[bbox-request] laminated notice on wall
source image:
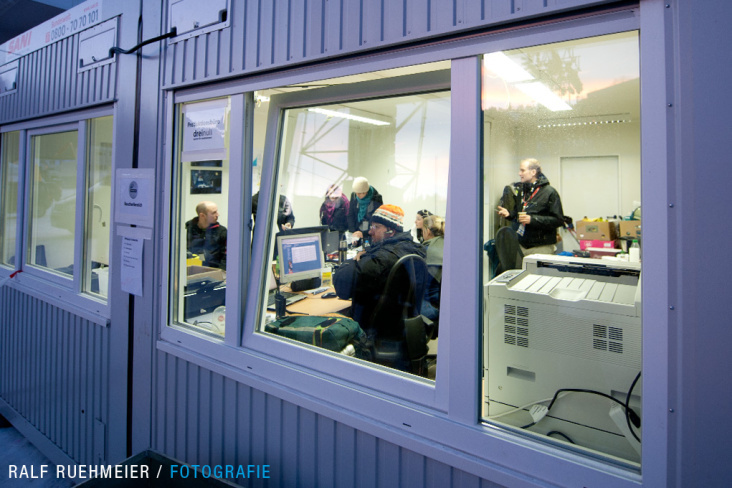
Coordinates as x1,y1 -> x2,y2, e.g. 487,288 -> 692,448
120,236 -> 143,296
181,99 -> 229,163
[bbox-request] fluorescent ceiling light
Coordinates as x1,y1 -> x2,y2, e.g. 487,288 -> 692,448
308,107 -> 390,126
484,51 -> 573,112
484,52 -> 533,83
514,82 -> 573,112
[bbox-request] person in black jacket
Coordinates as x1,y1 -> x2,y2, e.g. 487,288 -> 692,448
319,184 -> 350,233
346,176 -> 383,244
186,201 -> 227,269
496,158 -> 564,255
334,204 -> 426,339
252,191 -> 295,231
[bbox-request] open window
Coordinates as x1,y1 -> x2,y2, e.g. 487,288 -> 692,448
248,64 -> 451,382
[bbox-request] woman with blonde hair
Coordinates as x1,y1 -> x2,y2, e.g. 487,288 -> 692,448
421,214 -> 445,323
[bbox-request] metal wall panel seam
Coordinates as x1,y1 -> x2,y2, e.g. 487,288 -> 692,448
315,415 -> 336,487
355,429 -> 378,486
334,421 -> 357,487
224,0 -> 239,73
29,51 -> 38,115
49,42 -> 58,111
39,46 -> 48,114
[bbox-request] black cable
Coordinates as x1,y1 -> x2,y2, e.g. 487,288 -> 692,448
625,371 -> 642,443
109,28 -> 177,57
546,431 -> 575,444
546,386 -> 642,443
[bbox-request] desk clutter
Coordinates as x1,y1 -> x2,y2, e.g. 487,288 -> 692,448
572,218 -> 641,261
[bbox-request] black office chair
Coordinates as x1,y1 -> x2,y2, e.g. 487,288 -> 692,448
368,254 -> 431,375
494,226 -> 523,275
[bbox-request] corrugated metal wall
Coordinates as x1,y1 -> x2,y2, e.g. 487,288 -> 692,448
0,30 -> 117,125
162,0 -> 612,88
0,286 -> 110,465
152,350 -> 503,488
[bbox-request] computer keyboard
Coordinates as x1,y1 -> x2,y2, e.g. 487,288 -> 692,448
267,290 -> 305,307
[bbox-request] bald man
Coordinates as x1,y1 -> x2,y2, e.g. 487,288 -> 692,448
186,201 -> 227,269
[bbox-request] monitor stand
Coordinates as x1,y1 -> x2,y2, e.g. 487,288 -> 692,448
290,276 -> 322,292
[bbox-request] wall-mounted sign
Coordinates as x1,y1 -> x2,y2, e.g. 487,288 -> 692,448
0,0 -> 104,65
181,99 -> 229,162
115,169 -> 155,227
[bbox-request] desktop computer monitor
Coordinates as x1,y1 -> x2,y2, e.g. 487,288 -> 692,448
276,232 -> 325,291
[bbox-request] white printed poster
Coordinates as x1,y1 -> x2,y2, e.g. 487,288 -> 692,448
120,236 -> 143,296
181,99 -> 229,162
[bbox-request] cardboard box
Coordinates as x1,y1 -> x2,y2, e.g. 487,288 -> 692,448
579,239 -> 616,251
576,220 -> 618,240
619,220 -> 641,239
187,265 -> 226,284
587,247 -> 623,259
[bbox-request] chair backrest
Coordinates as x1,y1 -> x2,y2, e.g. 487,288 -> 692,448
369,254 -> 428,335
495,226 -> 523,275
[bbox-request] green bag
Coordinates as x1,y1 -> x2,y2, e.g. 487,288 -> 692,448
265,315 -> 367,354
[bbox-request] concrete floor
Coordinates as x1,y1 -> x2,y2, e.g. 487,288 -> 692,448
0,416 -> 74,487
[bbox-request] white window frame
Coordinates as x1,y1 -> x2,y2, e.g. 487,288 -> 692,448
0,106 -> 114,320
156,5 -> 674,485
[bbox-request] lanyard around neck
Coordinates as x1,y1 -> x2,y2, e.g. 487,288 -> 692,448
522,186 -> 540,210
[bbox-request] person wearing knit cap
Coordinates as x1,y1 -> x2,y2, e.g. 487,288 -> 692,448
333,204 -> 426,364
346,176 -> 383,243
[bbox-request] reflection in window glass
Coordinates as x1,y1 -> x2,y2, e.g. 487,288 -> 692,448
1,131 -> 20,266
259,83 -> 450,379
29,130 -> 78,275
172,98 -> 230,338
481,32 -> 642,466
84,116 -> 113,297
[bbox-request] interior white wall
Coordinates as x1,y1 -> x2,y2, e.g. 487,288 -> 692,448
275,101 -> 451,234
483,117 -> 641,240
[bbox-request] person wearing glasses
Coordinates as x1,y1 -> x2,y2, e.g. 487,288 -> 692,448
496,158 -> 564,256
334,205 -> 425,334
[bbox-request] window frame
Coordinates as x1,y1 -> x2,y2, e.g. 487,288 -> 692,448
154,5 -> 671,484
0,105 -> 113,319
160,92 -> 249,348
0,130 -> 23,269
244,69 -> 451,406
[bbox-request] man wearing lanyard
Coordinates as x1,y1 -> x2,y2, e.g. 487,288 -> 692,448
496,158 -> 565,256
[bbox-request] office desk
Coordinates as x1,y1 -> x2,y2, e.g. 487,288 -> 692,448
279,285 -> 351,316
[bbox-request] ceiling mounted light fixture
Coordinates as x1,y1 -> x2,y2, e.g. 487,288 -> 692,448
308,107 -> 390,126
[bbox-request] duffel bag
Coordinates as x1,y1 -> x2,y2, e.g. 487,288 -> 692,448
265,315 -> 367,356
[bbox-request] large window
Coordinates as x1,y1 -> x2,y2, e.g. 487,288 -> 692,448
170,98 -> 231,337
29,130 -> 79,276
481,31 -> 642,466
0,131 -> 19,265
21,113 -> 113,299
254,67 -> 450,379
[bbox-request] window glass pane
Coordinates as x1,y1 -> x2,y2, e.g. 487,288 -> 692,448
481,31 -> 642,466
84,116 -> 113,297
172,98 -> 230,337
1,131 -> 20,266
29,130 -> 78,275
257,70 -> 449,379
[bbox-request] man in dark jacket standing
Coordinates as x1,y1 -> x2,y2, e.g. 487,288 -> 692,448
497,158 -> 564,255
334,204 -> 426,339
347,176 -> 383,244
186,201 -> 227,269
